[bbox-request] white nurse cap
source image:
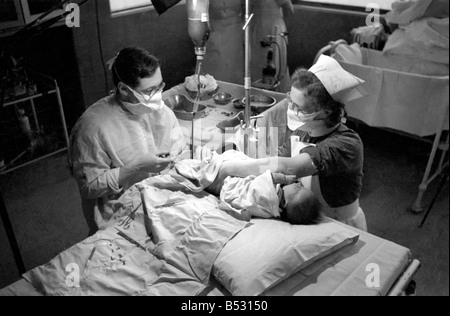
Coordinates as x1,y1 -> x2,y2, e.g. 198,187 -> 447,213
309,55 -> 366,103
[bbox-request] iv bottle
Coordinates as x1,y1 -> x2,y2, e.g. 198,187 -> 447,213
262,49 -> 277,85
187,0 -> 211,56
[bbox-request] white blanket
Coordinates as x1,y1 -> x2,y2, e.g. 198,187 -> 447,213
23,183 -> 249,296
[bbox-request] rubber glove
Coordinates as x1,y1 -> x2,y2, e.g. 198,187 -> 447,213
271,173 -> 298,185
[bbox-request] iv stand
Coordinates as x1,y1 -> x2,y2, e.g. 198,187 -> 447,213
243,1 -> 255,157
186,0 -> 210,159
191,57 -> 203,159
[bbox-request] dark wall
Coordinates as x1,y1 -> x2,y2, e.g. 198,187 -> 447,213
286,5 -> 367,70
71,3 -> 368,108
24,26 -> 85,129
72,0 -> 196,108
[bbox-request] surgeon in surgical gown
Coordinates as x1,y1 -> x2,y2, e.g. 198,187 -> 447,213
70,47 -> 186,234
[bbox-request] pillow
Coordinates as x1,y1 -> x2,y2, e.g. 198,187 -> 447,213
212,218 -> 359,296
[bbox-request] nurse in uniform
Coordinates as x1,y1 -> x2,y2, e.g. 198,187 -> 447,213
219,55 -> 368,231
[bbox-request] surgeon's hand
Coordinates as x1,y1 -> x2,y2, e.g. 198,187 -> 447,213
119,154 -> 173,188
138,154 -> 173,173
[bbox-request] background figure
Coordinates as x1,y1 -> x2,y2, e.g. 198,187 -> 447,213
202,0 -> 294,91
251,0 -> 294,92
202,0 -> 245,84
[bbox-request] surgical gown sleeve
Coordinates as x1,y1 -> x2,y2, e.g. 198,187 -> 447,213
70,98 -> 185,201
71,126 -> 123,200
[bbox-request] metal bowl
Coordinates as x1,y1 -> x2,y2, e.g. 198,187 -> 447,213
243,95 -> 277,114
234,95 -> 277,113
233,98 -> 245,110
212,92 -> 233,105
217,111 -> 245,133
164,94 -> 207,121
185,86 -> 219,101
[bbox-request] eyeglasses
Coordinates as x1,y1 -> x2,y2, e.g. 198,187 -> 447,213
287,92 -> 309,116
287,92 -> 331,119
140,81 -> 166,99
127,81 -> 166,100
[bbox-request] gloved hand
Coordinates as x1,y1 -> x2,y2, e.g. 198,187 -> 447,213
271,173 -> 298,185
137,154 -> 173,173
119,154 -> 174,187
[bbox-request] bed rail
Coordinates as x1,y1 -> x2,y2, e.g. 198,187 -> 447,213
387,259 -> 421,296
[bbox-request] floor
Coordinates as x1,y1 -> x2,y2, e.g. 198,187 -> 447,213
0,122 -> 448,296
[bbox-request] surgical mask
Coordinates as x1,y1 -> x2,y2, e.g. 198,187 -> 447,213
287,108 -> 323,131
122,90 -> 164,115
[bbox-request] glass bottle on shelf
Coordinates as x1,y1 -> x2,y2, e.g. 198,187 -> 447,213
18,109 -> 31,135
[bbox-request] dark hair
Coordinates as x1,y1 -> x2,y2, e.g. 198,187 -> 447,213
291,68 -> 346,128
283,190 -> 323,225
112,47 -> 160,89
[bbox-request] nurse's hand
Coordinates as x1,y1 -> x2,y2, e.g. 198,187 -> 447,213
271,173 -> 298,185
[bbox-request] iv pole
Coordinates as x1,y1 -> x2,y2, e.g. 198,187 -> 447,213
186,0 -> 210,159
152,0 -> 255,157
243,0 -> 254,157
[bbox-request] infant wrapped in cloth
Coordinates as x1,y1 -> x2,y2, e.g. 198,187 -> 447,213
154,150 -> 322,225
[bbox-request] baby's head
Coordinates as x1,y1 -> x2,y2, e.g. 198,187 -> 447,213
279,183 -> 322,225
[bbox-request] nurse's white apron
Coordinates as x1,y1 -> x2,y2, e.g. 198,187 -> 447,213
291,136 -> 368,231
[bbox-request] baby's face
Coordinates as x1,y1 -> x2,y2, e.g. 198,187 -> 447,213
280,182 -> 308,211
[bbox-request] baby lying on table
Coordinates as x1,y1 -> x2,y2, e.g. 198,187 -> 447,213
158,150 -> 322,225
207,168 -> 323,226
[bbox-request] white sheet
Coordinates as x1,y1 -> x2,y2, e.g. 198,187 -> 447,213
334,48 -> 449,137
